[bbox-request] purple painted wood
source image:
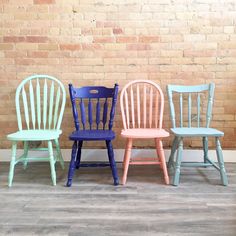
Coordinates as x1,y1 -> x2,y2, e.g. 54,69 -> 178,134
67,84 -> 119,186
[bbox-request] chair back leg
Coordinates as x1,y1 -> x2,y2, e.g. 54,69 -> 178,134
203,137 -> 208,165
54,139 -> 65,170
48,141 -> 56,186
8,142 -> 17,187
168,137 -> 179,169
122,138 -> 133,185
106,140 -> 119,185
173,138 -> 183,186
23,141 -> 29,170
75,141 -> 83,169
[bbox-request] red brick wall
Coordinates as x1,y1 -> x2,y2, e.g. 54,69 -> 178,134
1,0 -> 236,149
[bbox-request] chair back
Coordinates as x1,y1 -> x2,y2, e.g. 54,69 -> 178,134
69,84 -> 119,131
167,83 -> 215,128
15,75 -> 66,131
120,80 -> 165,130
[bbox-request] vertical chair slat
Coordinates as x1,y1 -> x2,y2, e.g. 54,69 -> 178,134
124,90 -> 129,129
43,79 -> 48,129
149,86 -> 153,128
206,83 -> 215,128
22,86 -> 30,129
137,84 -> 140,128
197,93 -> 200,127
36,79 -> 41,129
53,86 -> 61,129
167,86 -> 176,128
130,85 -> 135,128
143,84 -> 146,128
29,80 -> 36,129
48,81 -> 54,129
88,98 -> 93,130
103,98 -> 108,130
96,98 -> 100,129
80,99 -> 86,129
180,93 -> 183,127
154,90 -> 159,128
188,93 -> 191,127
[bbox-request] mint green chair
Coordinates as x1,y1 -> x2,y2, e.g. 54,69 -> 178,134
7,75 -> 66,186
167,83 -> 228,186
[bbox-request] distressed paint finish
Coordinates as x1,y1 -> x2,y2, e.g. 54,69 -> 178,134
167,83 -> 228,186
120,80 -> 169,185
7,75 -> 66,186
67,84 -> 119,186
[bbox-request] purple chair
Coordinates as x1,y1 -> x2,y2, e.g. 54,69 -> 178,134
66,84 -> 119,186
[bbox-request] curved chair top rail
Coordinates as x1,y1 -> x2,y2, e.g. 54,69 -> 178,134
167,83 -> 215,128
120,79 -> 165,130
69,83 -> 119,131
15,74 -> 66,131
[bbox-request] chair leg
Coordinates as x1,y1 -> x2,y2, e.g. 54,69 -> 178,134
203,137 -> 208,165
173,138 -> 183,186
215,137 -> 228,186
75,141 -> 83,169
8,142 -> 17,187
155,139 -> 169,185
122,138 -> 132,185
106,140 -> 119,186
23,141 -> 29,170
54,139 -> 64,170
67,141 -> 77,187
167,136 -> 179,169
48,141 -> 56,186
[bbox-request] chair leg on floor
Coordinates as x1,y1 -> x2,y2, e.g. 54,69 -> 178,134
203,137 -> 208,166
215,137 -> 228,186
168,136 -> 179,169
173,138 -> 183,186
67,141 -> 77,187
8,142 -> 17,187
75,141 -> 83,169
156,139 -> 169,185
55,139 -> 64,170
23,141 -> 29,170
48,141 -> 56,186
122,138 -> 132,185
106,140 -> 119,185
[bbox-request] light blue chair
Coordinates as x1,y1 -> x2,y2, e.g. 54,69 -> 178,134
167,83 -> 228,186
7,75 -> 66,186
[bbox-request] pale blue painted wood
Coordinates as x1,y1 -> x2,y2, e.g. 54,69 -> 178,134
167,136 -> 179,169
7,74 -> 66,186
167,83 -> 228,186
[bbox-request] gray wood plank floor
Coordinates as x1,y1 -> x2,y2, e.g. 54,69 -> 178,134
0,162 -> 236,236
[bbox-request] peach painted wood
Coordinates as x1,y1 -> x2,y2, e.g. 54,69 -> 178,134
120,80 -> 169,185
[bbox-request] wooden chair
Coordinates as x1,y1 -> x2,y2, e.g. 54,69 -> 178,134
120,80 -> 170,185
7,75 -> 66,186
167,83 -> 228,186
66,84 -> 119,186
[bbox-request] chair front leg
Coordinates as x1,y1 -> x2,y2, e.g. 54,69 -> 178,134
8,141 -> 17,187
168,136 -> 179,169
54,139 -> 64,170
215,137 -> 228,186
66,141 -> 78,187
48,141 -> 56,186
173,138 -> 183,186
155,139 -> 169,185
122,138 -> 133,185
75,141 -> 83,169
106,140 -> 119,185
203,137 -> 208,165
23,141 -> 29,170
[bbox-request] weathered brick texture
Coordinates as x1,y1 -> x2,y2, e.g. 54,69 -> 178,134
1,0 -> 236,149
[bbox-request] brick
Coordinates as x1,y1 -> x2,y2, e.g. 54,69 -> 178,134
126,44 -> 151,51
38,43 -> 58,50
34,0 -> 55,4
60,44 -> 81,51
116,36 -> 137,43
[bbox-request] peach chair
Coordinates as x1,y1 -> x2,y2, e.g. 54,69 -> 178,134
120,80 -> 170,185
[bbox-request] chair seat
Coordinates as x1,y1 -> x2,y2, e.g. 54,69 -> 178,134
121,128 -> 169,139
69,130 -> 115,141
7,129 -> 62,141
171,127 -> 224,137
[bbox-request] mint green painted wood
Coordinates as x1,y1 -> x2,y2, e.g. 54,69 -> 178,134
167,83 -> 228,186
7,74 -> 66,186
8,142 -> 17,187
